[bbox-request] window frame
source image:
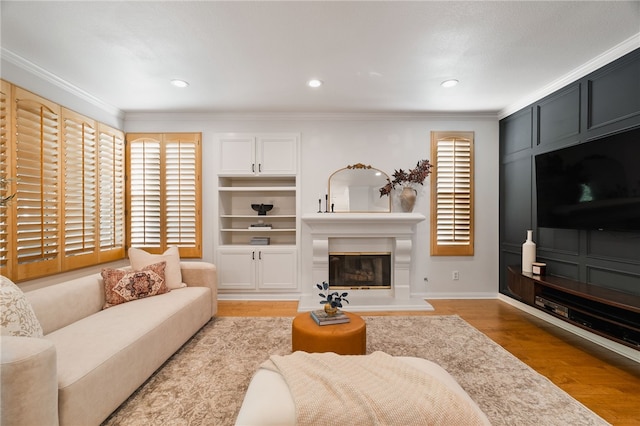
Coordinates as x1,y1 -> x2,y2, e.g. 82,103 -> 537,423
430,131 -> 475,256
0,80 -> 13,278
61,108 -> 99,270
1,80 -> 126,282
125,133 -> 202,258
12,87 -> 63,280
97,123 -> 126,263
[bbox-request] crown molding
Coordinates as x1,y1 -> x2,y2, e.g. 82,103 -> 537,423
124,111 -> 499,123
0,48 -> 124,120
498,33 -> 640,119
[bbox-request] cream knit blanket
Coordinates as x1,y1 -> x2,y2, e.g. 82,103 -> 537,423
262,351 -> 490,426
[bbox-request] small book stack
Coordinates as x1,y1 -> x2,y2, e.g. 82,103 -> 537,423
249,223 -> 272,229
250,237 -> 270,245
310,310 -> 350,326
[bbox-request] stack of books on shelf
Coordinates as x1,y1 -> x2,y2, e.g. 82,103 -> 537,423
310,309 -> 350,326
249,223 -> 272,229
250,237 -> 270,245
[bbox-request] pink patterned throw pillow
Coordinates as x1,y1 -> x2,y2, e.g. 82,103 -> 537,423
101,262 -> 168,309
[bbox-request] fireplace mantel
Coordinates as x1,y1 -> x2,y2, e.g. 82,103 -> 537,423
302,212 -> 426,235
300,212 -> 433,312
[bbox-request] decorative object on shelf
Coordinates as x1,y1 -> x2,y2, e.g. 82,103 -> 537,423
316,281 -> 349,316
251,203 -> 273,216
1,177 -> 16,206
379,159 -> 432,212
250,237 -> 270,245
249,220 -> 272,229
399,187 -> 418,212
521,230 -> 536,273
328,163 -> 391,213
324,303 -> 338,316
531,262 -> 546,276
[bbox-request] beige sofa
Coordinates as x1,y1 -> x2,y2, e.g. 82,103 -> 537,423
0,261 -> 217,426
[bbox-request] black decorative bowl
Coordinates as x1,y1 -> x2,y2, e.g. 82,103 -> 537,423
251,203 -> 273,216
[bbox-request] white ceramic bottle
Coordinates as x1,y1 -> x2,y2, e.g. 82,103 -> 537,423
522,230 -> 536,273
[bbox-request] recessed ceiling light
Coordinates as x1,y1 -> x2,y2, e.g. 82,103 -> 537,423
307,79 -> 323,88
170,79 -> 189,88
441,79 -> 459,88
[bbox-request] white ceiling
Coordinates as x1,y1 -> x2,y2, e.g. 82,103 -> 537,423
1,1 -> 639,116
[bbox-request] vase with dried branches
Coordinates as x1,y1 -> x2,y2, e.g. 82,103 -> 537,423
379,159 -> 432,212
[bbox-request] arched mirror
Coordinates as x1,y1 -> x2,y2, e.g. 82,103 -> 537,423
328,163 -> 391,212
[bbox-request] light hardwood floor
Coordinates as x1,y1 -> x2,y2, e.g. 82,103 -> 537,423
218,299 -> 640,425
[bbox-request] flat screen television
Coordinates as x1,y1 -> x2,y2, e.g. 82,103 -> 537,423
535,126 -> 640,231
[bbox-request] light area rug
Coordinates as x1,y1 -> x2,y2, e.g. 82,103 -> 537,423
102,315 -> 609,426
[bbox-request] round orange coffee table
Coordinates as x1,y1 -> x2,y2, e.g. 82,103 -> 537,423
291,311 -> 366,355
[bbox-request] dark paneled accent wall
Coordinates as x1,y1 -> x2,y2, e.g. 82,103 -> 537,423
499,48 -> 640,298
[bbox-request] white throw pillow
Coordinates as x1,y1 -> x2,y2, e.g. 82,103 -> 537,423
128,246 -> 186,290
0,275 -> 44,338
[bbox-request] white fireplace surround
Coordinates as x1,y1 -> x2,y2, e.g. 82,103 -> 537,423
299,213 -> 433,312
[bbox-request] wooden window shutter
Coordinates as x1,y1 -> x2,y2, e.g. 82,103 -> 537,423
62,109 -> 98,269
430,131 -> 474,256
127,135 -> 162,250
164,134 -> 201,257
126,133 -> 201,257
13,87 -> 62,280
0,80 -> 12,276
97,124 -> 125,262
1,81 -> 126,282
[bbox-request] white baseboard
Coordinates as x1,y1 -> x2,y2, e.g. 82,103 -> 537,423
420,292 -> 498,299
297,294 -> 434,313
217,293 -> 301,301
498,294 -> 640,363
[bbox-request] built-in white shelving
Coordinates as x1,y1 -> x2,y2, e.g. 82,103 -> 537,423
218,177 -> 297,246
215,133 -> 300,293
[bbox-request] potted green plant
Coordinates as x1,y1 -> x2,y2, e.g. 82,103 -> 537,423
316,281 -> 349,316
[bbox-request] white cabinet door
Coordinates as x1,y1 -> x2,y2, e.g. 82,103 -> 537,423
218,133 -> 298,176
258,247 -> 297,290
217,248 -> 256,290
217,246 -> 297,291
218,135 -> 255,175
256,135 -> 298,175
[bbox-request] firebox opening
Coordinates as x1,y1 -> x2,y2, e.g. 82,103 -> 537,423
329,252 -> 392,289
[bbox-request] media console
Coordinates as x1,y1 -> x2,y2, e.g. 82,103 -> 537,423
507,266 -> 640,350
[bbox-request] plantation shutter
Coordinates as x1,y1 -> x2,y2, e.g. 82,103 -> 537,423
1,81 -> 126,282
128,136 -> 162,249
98,124 -> 125,262
165,134 -> 201,257
62,110 -> 98,269
126,133 -> 201,257
430,131 -> 474,256
0,80 -> 11,276
14,87 -> 62,280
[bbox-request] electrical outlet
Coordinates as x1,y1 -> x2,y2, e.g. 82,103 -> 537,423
452,271 -> 459,280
